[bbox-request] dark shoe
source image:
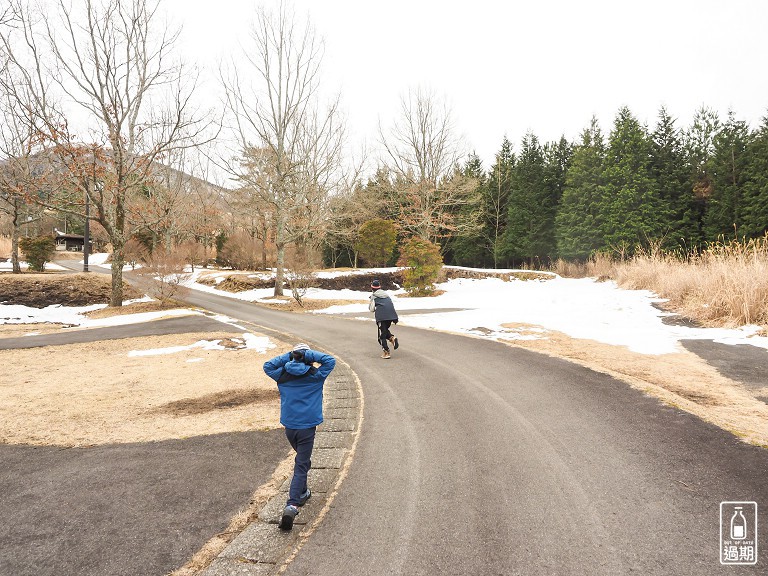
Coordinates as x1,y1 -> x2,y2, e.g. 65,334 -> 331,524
279,505 -> 299,531
298,488 -> 311,506
381,349 -> 391,359
391,336 -> 399,350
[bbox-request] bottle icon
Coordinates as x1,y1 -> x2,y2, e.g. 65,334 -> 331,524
731,507 -> 747,540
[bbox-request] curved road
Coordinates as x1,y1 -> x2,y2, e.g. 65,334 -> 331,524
183,289 -> 767,575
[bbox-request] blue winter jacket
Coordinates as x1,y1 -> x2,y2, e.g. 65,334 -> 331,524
263,349 -> 336,429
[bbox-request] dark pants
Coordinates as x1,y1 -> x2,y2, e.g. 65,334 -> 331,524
284,426 -> 316,506
377,320 -> 395,351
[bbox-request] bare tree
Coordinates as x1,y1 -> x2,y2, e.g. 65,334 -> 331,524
0,31 -> 50,273
1,0 -> 209,305
222,3 -> 344,296
379,87 -> 476,245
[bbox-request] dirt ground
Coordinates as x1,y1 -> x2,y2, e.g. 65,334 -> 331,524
0,271 -> 290,447
0,327 -> 288,447
0,272 -> 143,307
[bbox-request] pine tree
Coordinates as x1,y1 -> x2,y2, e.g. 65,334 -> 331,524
502,132 -> 554,266
703,110 -> 751,240
555,117 -> 607,260
740,114 -> 768,238
650,107 -> 697,250
446,152 -> 486,265
544,136 -> 573,208
451,138 -> 515,267
601,107 -> 665,253
483,138 -> 515,267
684,106 -> 721,245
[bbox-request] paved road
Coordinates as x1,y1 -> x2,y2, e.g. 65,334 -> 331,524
0,314 -> 240,349
182,289 -> 768,575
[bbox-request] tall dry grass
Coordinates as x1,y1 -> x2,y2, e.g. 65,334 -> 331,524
551,253 -> 616,280
613,236 -> 768,328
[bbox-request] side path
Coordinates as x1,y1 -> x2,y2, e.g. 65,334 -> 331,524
199,333 -> 364,576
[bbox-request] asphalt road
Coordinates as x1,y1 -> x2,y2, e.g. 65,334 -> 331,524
181,288 -> 768,575
0,432 -> 287,576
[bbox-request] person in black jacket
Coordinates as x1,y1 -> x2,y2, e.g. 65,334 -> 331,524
368,279 -> 399,359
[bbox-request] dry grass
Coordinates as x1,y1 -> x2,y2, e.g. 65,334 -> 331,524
83,299 -> 184,319
0,331 -> 286,446
552,237 -> 768,329
0,272 -> 142,307
443,268 -> 554,282
551,253 -> 617,281
614,237 -> 768,328
256,297 -> 364,312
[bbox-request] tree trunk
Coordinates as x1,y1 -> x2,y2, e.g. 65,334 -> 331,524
110,241 -> 125,307
274,242 -> 285,296
261,235 -> 268,270
10,205 -> 22,274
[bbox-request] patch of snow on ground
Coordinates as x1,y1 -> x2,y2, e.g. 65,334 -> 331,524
0,303 -> 105,325
0,260 -> 67,272
0,303 -> 195,328
128,339 -> 227,356
242,333 -> 277,352
127,333 -> 275,356
312,274 -> 768,355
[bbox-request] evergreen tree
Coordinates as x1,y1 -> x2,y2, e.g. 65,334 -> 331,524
650,107 -> 697,249
502,132 -> 554,266
741,114 -> 768,238
684,106 -> 721,245
555,117 -> 607,260
355,219 -> 398,267
601,107 -> 666,253
543,136 -> 573,208
482,138 -> 515,267
446,152 -> 486,265
703,110 -> 751,240
451,138 -> 515,267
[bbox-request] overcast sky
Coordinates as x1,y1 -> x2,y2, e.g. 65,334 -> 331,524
164,0 -> 768,169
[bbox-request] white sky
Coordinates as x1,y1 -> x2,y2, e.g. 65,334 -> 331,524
163,0 -> 768,169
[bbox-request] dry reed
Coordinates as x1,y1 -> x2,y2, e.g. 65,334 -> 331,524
613,236 -> 768,327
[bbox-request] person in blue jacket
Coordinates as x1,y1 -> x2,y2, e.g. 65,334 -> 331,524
263,343 -> 336,530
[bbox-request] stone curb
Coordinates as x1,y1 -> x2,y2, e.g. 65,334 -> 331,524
200,360 -> 362,576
